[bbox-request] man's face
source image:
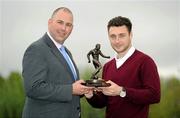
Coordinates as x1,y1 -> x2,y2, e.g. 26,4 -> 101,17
108,25 -> 132,56
48,10 -> 73,44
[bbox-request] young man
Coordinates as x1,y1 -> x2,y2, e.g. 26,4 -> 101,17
85,16 -> 161,118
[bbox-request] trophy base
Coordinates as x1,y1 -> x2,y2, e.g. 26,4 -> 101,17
83,79 -> 111,87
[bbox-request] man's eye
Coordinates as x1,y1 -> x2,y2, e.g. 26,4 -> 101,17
58,22 -> 63,24
110,35 -> 116,39
57,21 -> 64,24
66,23 -> 72,27
119,34 -> 126,38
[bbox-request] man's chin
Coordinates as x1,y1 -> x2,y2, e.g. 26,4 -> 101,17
115,47 -> 123,52
53,37 -> 65,44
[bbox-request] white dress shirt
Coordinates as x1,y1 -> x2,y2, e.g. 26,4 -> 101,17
115,46 -> 135,69
47,31 -> 77,79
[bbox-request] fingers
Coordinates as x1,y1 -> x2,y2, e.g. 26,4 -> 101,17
94,87 -> 103,92
84,90 -> 93,99
73,79 -> 97,95
79,87 -> 94,97
76,79 -> 85,84
106,80 -> 113,84
74,79 -> 118,95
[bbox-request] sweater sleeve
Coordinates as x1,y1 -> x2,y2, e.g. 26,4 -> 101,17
86,91 -> 107,108
86,63 -> 109,108
125,56 -> 161,105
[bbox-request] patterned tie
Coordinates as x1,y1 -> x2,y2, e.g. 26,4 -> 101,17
59,46 -> 77,80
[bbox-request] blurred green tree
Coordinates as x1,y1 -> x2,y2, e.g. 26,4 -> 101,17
149,77 -> 180,118
0,72 -> 25,118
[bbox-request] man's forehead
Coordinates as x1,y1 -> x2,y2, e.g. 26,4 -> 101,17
53,10 -> 72,18
53,11 -> 73,22
109,26 -> 128,33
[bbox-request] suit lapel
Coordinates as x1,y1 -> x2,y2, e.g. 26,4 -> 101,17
42,33 -> 77,81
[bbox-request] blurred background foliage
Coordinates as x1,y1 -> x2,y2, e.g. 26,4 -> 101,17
0,72 -> 25,118
0,70 -> 180,118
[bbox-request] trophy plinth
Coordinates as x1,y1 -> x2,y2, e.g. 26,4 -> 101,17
84,79 -> 111,87
83,44 -> 111,87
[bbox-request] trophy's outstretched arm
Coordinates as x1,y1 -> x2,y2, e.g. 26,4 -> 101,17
99,51 -> 110,59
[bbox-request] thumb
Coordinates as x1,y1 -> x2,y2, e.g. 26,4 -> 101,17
106,80 -> 112,83
77,79 -> 85,83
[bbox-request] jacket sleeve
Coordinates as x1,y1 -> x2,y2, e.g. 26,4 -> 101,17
22,44 -> 72,102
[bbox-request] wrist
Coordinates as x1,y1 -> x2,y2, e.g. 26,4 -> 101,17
85,93 -> 93,99
119,86 -> 126,97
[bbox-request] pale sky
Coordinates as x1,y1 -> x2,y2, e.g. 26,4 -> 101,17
0,0 -> 180,78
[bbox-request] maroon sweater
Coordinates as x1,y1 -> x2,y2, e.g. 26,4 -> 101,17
87,50 -> 160,118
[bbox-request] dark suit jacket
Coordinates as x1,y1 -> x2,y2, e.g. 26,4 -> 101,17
22,33 -> 80,118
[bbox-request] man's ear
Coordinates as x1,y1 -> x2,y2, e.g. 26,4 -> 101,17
130,32 -> 133,39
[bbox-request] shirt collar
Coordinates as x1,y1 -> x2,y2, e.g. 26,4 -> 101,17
115,46 -> 135,60
47,31 -> 63,49
114,46 -> 135,68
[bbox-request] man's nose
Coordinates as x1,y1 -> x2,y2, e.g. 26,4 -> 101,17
115,37 -> 121,43
61,24 -> 66,31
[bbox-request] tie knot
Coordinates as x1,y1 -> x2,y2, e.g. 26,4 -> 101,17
60,46 -> 66,52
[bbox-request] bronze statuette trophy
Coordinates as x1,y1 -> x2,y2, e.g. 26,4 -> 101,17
84,44 -> 111,87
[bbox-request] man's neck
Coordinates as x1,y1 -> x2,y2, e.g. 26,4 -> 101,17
117,45 -> 132,59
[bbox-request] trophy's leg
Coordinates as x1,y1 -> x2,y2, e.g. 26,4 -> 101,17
91,66 -> 102,79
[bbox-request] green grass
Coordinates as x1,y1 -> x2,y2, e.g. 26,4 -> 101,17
80,68 -> 105,118
0,70 -> 180,118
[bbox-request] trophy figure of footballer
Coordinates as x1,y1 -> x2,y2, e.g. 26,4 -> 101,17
84,44 -> 110,87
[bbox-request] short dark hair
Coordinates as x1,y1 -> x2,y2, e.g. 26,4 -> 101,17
51,7 -> 73,18
107,16 -> 132,33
